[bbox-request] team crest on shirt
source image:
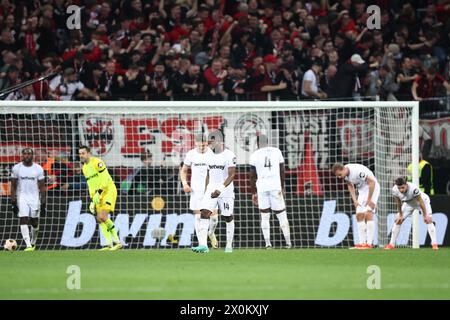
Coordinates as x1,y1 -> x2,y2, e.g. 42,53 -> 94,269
80,116 -> 114,155
234,114 -> 268,152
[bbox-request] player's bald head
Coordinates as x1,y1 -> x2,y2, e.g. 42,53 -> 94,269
208,130 -> 224,153
256,134 -> 268,148
195,133 -> 208,143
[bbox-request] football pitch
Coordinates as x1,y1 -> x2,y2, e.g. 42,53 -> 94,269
1,248 -> 449,300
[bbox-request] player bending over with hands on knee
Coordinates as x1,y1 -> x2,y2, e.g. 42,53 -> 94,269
332,162 -> 380,249
385,176 -> 438,250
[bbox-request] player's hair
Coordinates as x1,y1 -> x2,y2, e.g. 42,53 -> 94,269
79,145 -> 91,153
331,162 -> 345,173
256,133 -> 268,148
21,147 -> 33,155
395,176 -> 407,186
208,130 -> 224,143
195,133 -> 207,143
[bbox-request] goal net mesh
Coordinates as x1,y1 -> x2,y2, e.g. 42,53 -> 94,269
0,102 -> 416,249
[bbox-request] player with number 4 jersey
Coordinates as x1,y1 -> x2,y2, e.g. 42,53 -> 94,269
250,134 -> 292,249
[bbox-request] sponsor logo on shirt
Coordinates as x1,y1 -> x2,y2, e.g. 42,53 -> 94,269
85,173 -> 99,181
20,176 -> 36,180
209,165 -> 225,170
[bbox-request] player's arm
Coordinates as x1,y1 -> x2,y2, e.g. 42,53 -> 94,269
366,176 -> 376,209
180,163 -> 192,193
212,166 -> 236,199
38,178 -> 47,214
347,182 -> 358,209
204,169 -> 209,194
92,159 -> 111,202
394,196 -> 403,223
10,177 -> 18,215
250,166 -> 258,206
280,162 -> 286,196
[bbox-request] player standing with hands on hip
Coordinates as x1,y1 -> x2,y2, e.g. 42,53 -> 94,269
10,148 -> 46,251
332,163 -> 380,249
250,134 -> 292,249
192,130 -> 236,254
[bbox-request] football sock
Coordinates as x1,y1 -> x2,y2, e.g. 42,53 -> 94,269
194,213 -> 201,240
427,222 -> 437,245
105,218 -> 120,243
357,221 -> 366,245
226,220 -> 235,248
208,214 -> 218,236
276,211 -> 291,246
199,218 -> 209,247
261,212 -> 271,247
390,223 -> 401,246
366,220 -> 375,245
30,226 -> 39,245
20,225 -> 31,248
99,222 -> 112,246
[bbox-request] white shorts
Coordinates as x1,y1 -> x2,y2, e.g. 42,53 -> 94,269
258,190 -> 285,211
190,192 -> 218,211
200,185 -> 234,217
398,194 -> 432,219
18,198 -> 40,218
356,182 -> 380,214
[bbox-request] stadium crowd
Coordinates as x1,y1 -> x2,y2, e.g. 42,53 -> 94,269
0,0 -> 449,110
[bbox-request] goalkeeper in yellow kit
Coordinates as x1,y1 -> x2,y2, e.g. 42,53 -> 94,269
79,145 -> 122,251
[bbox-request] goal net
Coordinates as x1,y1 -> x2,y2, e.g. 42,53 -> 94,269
0,101 -> 419,250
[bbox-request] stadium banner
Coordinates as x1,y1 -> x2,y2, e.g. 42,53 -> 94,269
420,117 -> 450,160
77,112 -> 274,167
1,194 -> 447,249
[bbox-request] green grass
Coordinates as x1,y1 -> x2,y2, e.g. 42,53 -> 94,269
1,248 -> 449,300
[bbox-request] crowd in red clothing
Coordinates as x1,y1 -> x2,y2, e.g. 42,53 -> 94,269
0,0 -> 449,110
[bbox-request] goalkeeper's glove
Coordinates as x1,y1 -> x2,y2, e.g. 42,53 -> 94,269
11,203 -> 18,215
92,189 -> 103,204
89,201 -> 96,215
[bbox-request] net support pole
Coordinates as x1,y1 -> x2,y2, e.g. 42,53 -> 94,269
411,102 -> 420,249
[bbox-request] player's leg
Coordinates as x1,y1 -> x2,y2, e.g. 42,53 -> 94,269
100,189 -> 122,250
421,195 -> 438,249
365,184 -> 380,248
29,202 -> 40,247
365,211 -> 375,248
96,210 -> 113,250
270,190 -> 291,248
385,203 -> 411,249
220,198 -> 235,253
355,211 -> 366,247
208,209 -> 219,248
30,218 -> 39,246
192,208 -> 212,253
18,201 -> 33,250
258,191 -> 272,248
190,193 -> 202,243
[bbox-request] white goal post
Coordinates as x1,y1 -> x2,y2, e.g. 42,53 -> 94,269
0,100 -> 420,249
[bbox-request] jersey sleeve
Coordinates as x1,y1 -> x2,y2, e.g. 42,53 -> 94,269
412,186 -> 420,198
183,151 -> 192,167
391,186 -> 399,197
37,166 -> 45,181
11,165 -> 18,179
278,149 -> 285,163
249,152 -> 256,167
356,169 -> 368,183
227,151 -> 237,168
93,158 -> 107,173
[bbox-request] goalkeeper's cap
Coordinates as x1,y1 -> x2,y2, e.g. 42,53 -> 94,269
22,147 -> 33,155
